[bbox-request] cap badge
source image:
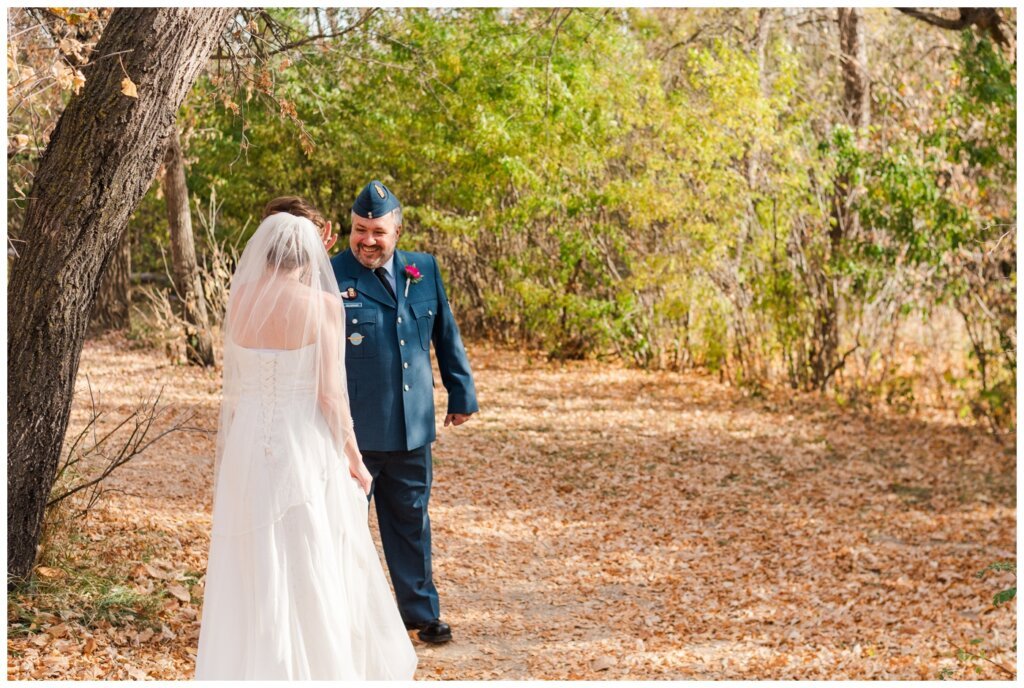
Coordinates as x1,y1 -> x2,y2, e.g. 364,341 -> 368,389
374,183 -> 386,199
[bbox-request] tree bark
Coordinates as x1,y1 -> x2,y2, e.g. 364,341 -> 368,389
896,8 -> 1009,46
7,7 -> 235,582
837,7 -> 870,130
810,8 -> 871,390
164,125 -> 215,366
833,7 -> 870,247
90,231 -> 132,332
754,8 -> 774,99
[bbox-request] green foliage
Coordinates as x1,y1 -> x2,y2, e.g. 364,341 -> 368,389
977,560 -> 1016,607
992,587 -> 1016,607
123,9 -> 1014,425
847,31 -> 1015,429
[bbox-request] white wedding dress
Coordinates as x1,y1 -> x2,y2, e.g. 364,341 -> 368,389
195,212 -> 417,680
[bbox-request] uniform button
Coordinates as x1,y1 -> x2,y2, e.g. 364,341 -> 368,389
397,316 -> 403,324
400,339 -> 405,346
403,362 -> 409,369
351,318 -> 358,324
428,309 -> 433,316
403,384 -> 410,391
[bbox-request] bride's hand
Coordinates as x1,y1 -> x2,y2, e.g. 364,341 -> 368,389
345,437 -> 371,494
349,459 -> 372,495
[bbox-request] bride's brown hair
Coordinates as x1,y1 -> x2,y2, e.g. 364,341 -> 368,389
262,196 -> 326,230
262,197 -> 324,272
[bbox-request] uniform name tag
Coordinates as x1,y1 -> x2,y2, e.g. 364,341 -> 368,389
344,302 -> 364,308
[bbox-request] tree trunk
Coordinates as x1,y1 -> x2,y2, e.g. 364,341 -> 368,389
7,7 -> 235,582
754,9 -> 774,105
89,231 -> 132,332
832,7 -> 870,250
837,8 -> 870,130
164,125 -> 215,366
808,7 -> 870,390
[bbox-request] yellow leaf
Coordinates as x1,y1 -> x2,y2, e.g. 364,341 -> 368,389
71,69 -> 85,95
120,76 -> 138,98
51,63 -> 74,91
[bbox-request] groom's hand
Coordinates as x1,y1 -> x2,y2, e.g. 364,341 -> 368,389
321,220 -> 338,252
444,413 -> 473,427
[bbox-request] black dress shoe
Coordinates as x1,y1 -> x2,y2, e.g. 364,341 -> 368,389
416,619 -> 452,644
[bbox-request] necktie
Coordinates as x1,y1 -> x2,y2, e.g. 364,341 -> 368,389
374,267 -> 396,301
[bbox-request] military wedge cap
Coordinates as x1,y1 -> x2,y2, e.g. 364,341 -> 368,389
352,180 -> 400,219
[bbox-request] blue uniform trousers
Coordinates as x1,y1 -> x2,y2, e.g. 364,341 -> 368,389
363,444 -> 440,625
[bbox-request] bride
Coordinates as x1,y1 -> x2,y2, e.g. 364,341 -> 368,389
195,210 -> 418,680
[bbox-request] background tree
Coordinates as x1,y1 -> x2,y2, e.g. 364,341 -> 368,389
89,233 -> 132,332
136,7 -> 1009,427
163,124 -> 215,366
7,7 -> 236,581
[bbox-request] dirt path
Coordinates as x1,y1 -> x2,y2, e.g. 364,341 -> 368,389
8,335 -> 1016,679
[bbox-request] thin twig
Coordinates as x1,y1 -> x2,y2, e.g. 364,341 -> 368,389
947,640 -> 1016,678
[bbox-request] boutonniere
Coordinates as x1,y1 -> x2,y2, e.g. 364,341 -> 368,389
403,264 -> 423,297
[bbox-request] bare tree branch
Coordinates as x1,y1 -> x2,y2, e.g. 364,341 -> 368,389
896,8 -> 1009,46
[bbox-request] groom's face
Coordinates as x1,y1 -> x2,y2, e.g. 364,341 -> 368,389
350,212 -> 401,270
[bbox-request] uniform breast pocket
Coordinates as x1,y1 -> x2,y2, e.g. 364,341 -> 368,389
344,308 -> 378,358
409,301 -> 437,350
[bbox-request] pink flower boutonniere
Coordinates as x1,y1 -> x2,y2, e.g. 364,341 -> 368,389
403,264 -> 423,297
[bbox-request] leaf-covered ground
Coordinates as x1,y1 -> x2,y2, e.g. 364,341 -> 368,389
7,334 -> 1017,680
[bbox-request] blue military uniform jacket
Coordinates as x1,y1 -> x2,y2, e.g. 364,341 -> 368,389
330,248 -> 478,452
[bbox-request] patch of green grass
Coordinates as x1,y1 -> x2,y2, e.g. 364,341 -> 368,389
8,564 -> 165,635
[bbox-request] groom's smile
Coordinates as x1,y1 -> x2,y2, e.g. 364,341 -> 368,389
350,213 -> 400,270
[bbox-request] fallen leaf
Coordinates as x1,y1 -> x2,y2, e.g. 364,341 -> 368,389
125,664 -> 148,680
144,562 -> 170,580
35,566 -> 65,579
166,582 -> 190,603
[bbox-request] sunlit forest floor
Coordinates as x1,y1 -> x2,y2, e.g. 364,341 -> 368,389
8,334 -> 1016,680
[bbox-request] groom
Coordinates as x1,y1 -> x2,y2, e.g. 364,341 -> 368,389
331,180 -> 478,644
